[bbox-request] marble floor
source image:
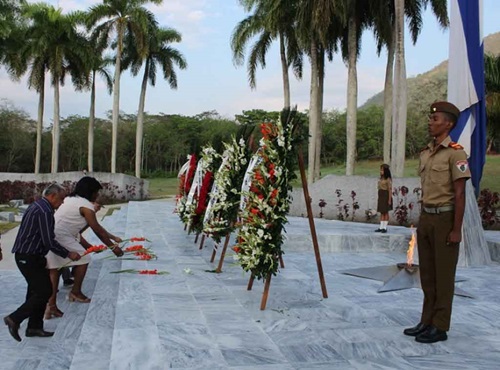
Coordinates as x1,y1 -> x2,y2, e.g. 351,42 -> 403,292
1,199 -> 500,370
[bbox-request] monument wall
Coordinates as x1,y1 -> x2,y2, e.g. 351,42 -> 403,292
0,172 -> 149,201
288,175 -> 422,225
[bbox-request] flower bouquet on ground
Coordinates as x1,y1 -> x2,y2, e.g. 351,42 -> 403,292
110,269 -> 169,275
120,236 -> 151,246
120,245 -> 157,260
233,110 -> 304,280
58,244 -> 108,269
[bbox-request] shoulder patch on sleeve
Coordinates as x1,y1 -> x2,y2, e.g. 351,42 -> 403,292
448,142 -> 464,150
456,160 -> 468,173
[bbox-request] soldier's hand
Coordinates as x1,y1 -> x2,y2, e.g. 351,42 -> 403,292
68,252 -> 81,261
446,230 -> 461,247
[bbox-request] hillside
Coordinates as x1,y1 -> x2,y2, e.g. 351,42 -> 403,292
362,32 -> 500,110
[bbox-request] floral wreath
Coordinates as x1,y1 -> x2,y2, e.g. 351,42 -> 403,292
233,113 -> 301,280
184,145 -> 220,233
203,137 -> 249,243
176,154 -> 197,220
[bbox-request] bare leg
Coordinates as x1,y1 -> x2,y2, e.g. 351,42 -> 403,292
48,269 -> 60,307
70,264 -> 89,300
45,269 -> 64,319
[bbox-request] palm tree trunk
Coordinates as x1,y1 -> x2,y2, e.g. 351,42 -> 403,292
35,80 -> 44,174
391,0 -> 407,177
111,22 -> 124,174
88,72 -> 96,172
383,26 -> 395,165
135,62 -> 149,178
308,39 -> 319,184
314,48 -> 324,181
51,81 -> 60,173
346,15 -> 358,176
279,32 -> 291,109
487,138 -> 493,153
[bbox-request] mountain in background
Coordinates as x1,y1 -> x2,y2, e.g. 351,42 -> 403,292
361,32 -> 500,112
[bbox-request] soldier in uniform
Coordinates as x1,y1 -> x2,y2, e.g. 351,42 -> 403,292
403,101 -> 471,344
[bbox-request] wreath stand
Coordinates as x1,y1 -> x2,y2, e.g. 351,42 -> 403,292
213,234 -> 285,273
198,234 -> 206,250
247,148 -> 328,310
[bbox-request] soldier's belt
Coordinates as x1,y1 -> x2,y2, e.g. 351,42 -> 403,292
423,205 -> 454,214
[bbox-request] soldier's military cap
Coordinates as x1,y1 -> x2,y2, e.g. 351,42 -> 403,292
430,101 -> 461,121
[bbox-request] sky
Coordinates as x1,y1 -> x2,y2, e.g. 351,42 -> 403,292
1,0 -> 500,124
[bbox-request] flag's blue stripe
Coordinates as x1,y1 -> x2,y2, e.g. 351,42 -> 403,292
457,0 -> 484,101
450,109 -> 470,142
469,102 -> 487,192
452,0 -> 486,194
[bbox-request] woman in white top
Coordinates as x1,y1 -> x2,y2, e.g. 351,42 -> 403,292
45,177 -> 123,318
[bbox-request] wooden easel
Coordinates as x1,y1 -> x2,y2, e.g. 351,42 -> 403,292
248,147 -> 328,310
215,234 -> 285,272
210,241 -> 220,263
198,234 -> 206,250
215,233 -> 232,273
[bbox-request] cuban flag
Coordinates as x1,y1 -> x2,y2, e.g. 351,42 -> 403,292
447,0 -> 487,195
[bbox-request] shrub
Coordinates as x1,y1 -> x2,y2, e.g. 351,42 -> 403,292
478,188 -> 500,229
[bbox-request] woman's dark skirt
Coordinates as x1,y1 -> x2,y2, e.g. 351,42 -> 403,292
377,189 -> 393,213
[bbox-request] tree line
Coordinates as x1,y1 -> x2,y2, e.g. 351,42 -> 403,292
0,102 -> 433,175
1,0 -> 499,181
0,0 -> 186,178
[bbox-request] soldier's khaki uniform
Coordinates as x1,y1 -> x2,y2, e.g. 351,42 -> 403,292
418,135 -> 471,331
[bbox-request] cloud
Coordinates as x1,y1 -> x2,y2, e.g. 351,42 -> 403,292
221,60 -> 386,117
44,0 -> 101,12
148,0 -> 215,48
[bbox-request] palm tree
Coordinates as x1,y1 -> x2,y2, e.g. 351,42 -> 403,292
339,0 -> 371,176
87,0 -> 163,174
295,0 -> 344,183
485,53 -> 500,153
20,4 -> 87,173
72,19 -> 115,174
86,53 -> 113,173
371,0 -> 447,169
1,2 -> 46,173
231,0 -> 303,110
123,25 -> 187,178
390,0 -> 407,177
0,0 -> 23,59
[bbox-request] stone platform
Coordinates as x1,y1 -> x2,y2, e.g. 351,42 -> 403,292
284,217 -> 412,253
1,199 -> 500,370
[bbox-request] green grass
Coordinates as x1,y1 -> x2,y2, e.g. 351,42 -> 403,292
146,155 -> 500,199
0,222 -> 19,234
0,207 -> 19,215
480,155 -> 500,193
148,177 -> 179,199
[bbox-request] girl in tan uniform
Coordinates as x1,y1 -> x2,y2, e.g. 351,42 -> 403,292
375,164 -> 393,233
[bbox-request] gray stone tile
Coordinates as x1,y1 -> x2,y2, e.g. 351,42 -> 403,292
1,199 -> 500,370
278,343 -> 345,363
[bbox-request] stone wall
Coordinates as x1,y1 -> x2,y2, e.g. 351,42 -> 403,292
0,172 -> 149,201
289,175 -> 422,225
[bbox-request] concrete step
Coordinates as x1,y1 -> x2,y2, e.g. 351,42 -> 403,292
68,259 -> 122,370
108,201 -> 164,370
283,217 -> 412,253
32,204 -> 129,370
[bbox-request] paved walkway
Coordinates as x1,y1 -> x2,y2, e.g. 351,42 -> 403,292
1,199 -> 500,369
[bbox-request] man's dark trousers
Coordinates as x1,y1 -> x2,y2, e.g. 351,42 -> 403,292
9,254 -> 52,329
